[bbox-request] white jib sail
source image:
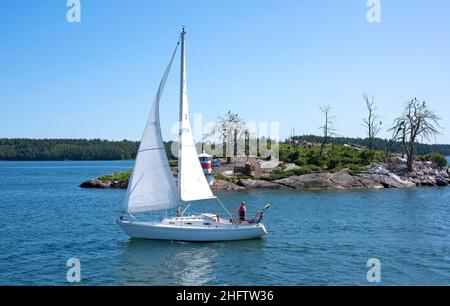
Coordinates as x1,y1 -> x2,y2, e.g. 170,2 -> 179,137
178,30 -> 215,202
124,43 -> 181,214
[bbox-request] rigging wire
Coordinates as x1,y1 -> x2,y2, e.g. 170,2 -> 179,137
216,198 -> 233,220
188,37 -> 236,220
188,37 -> 222,118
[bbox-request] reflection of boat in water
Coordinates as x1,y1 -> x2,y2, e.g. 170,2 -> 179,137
117,27 -> 267,242
117,238 -> 267,285
117,239 -> 216,285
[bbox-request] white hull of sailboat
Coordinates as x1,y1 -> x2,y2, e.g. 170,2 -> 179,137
117,218 -> 267,242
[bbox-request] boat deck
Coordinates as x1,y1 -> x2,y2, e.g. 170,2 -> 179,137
162,213 -> 260,227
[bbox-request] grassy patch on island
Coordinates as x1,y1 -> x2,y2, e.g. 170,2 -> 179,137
98,170 -> 132,182
279,143 -> 384,171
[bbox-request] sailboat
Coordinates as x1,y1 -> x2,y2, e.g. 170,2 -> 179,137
117,27 -> 268,242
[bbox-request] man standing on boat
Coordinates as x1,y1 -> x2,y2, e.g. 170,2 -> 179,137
238,201 -> 247,223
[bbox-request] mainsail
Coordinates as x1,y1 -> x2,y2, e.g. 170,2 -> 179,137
177,29 -> 216,202
124,43 -> 181,214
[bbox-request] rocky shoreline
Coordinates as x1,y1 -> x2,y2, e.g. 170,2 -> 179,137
80,160 -> 450,192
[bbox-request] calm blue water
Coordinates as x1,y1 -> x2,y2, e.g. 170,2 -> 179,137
0,160 -> 449,285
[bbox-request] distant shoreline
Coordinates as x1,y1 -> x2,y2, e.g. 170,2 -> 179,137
2,138 -> 450,161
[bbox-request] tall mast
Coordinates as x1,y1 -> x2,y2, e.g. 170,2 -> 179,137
176,27 -> 215,202
178,26 -> 186,192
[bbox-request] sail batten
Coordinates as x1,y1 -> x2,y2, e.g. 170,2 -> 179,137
124,43 -> 180,214
138,147 -> 164,153
177,28 -> 215,202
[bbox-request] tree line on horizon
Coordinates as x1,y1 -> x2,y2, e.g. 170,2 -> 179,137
288,135 -> 450,156
0,139 -> 139,161
0,137 -> 449,161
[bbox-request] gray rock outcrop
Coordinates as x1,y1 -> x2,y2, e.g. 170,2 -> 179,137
237,179 -> 286,189
211,180 -> 245,191
80,160 -> 450,192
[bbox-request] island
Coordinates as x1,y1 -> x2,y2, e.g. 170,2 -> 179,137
80,143 -> 450,192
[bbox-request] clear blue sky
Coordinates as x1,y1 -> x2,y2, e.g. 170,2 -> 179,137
1,0 -> 449,144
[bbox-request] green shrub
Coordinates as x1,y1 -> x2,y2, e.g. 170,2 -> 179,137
169,159 -> 178,167
325,150 -> 340,170
306,147 -> 323,167
347,164 -> 363,175
307,164 -> 322,172
98,170 -> 132,182
214,173 -> 225,180
292,166 -> 312,176
214,173 -> 236,183
418,152 -> 448,168
295,156 -> 307,166
279,143 -> 384,173
257,170 -> 290,181
360,149 -> 375,164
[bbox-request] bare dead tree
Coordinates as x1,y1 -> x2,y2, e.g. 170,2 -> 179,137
385,123 -> 404,168
318,105 -> 337,156
388,98 -> 442,171
207,111 -> 248,163
362,93 -> 382,151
